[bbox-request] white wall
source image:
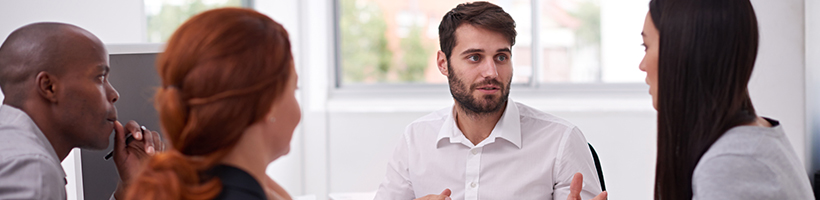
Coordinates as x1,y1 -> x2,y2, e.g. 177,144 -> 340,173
806,0 -> 820,181
748,0 -> 807,166
254,0 -> 307,196
62,149 -> 84,200
0,0 -> 145,44
601,0 -> 650,82
293,0 -> 335,198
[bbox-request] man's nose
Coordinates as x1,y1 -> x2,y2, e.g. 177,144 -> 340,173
480,58 -> 498,79
107,82 -> 120,103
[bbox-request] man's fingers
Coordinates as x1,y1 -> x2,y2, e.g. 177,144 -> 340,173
413,194 -> 451,200
567,173 -> 608,200
567,172 -> 584,200
593,191 -> 608,200
125,120 -> 142,140
114,121 -> 125,151
142,126 -> 155,155
411,190 -> 451,200
151,131 -> 162,152
440,188 -> 451,196
121,120 -> 162,155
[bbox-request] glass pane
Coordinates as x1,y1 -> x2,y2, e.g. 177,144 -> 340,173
338,0 -> 532,85
538,0 -> 645,83
538,0 -> 600,83
144,0 -> 244,43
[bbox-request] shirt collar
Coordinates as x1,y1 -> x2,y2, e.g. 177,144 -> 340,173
436,99 -> 522,149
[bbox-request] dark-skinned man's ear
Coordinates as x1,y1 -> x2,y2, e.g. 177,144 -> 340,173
35,71 -> 58,103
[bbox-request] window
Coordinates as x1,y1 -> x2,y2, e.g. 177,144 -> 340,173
336,0 -> 647,87
144,0 -> 249,43
539,0 -> 600,83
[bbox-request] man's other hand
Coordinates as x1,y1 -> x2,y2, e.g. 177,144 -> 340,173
567,172 -> 607,200
414,189 -> 452,200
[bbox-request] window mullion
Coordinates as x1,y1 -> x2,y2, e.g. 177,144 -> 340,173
530,0 -> 542,88
242,0 -> 254,8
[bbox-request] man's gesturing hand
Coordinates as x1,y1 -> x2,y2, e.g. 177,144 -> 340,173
567,172 -> 607,200
414,189 -> 452,200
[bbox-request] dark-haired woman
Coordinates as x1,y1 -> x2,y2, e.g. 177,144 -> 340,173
640,0 -> 814,199
124,8 -> 299,200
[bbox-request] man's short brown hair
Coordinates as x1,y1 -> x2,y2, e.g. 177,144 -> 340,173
438,1 -> 516,60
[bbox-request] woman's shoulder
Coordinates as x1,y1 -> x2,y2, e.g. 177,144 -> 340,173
212,165 -> 267,200
704,118 -> 789,159
691,118 -> 813,199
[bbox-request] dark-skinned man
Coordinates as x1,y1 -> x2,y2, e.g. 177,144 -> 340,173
0,22 -> 161,199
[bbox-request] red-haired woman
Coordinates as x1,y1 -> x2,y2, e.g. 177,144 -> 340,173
125,8 -> 300,200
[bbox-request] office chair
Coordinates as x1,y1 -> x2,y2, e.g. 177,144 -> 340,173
588,143 -> 606,191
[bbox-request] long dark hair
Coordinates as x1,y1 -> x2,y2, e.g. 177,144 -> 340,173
649,0 -> 760,199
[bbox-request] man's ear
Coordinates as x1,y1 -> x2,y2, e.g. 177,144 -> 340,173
437,50 -> 449,77
35,72 -> 58,103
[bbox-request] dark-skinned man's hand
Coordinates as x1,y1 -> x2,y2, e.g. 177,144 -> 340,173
112,120 -> 164,199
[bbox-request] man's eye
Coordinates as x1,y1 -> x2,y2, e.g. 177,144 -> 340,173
468,55 -> 480,62
98,75 -> 106,82
497,55 -> 508,61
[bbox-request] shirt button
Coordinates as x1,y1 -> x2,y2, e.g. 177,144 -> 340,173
471,149 -> 479,155
470,182 -> 477,188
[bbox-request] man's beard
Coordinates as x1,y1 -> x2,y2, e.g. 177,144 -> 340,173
448,65 -> 511,117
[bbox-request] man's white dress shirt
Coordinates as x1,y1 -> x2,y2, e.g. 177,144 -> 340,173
375,100 -> 602,200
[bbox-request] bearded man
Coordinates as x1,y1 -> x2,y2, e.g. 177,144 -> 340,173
374,2 -> 603,200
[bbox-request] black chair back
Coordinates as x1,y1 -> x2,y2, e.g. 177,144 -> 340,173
588,143 -> 606,191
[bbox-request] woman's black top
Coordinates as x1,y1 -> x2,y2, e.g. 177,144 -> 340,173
211,165 -> 266,200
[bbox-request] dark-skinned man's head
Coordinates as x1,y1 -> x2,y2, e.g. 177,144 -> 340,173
0,22 -> 119,150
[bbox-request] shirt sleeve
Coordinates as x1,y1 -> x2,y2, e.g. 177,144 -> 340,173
0,154 -> 66,200
692,154 -> 779,200
374,131 -> 416,200
552,127 -> 602,200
